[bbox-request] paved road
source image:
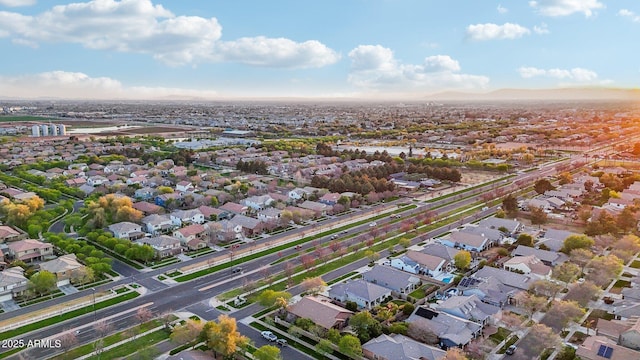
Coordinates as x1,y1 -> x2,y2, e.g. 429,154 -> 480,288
49,200 -> 84,233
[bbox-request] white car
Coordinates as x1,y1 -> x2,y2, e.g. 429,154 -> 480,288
369,222 -> 377,227
261,331 -> 277,342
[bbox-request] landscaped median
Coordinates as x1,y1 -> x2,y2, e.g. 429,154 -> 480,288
0,290 -> 140,341
172,204 -> 415,282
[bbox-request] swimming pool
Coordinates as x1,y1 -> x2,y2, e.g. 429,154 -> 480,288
442,277 -> 453,284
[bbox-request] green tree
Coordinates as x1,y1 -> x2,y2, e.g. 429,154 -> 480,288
28,270 -> 57,297
552,262 -> 581,288
338,335 -> 362,358
200,315 -> 249,358
454,250 -> 471,270
561,235 -> 595,254
257,290 -> 292,307
534,179 -> 555,194
349,311 -> 382,343
530,206 -> 548,225
316,339 -> 334,356
516,233 -> 534,247
502,194 -> 518,215
253,345 -> 282,360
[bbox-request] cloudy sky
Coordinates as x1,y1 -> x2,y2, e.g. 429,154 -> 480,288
0,0 -> 637,99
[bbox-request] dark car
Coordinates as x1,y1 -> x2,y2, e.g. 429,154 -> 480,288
506,345 -> 517,355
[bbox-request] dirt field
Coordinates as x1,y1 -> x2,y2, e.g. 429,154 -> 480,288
460,170 -> 504,186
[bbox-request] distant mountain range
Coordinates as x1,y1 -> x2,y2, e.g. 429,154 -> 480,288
425,87 -> 640,101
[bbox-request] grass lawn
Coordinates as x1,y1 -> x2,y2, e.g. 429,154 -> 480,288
489,327 -> 512,344
613,279 -> 631,288
583,309 -> 614,326
49,320 -> 163,360
408,286 -> 427,299
630,260 -> 640,269
86,329 -> 170,360
0,291 -> 139,340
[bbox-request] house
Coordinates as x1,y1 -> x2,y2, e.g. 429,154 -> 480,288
407,307 -> 482,349
7,239 -> 54,262
229,215 -> 263,237
363,334 -> 446,360
173,224 -> 208,250
155,192 -> 183,207
39,254 -> 85,286
213,220 -> 243,241
134,187 -> 157,200
391,250 -> 447,277
596,319 -> 631,342
362,265 -> 421,294
537,228 -> 578,252
132,201 -> 163,215
576,336 -> 640,360
459,226 -> 504,246
170,209 -> 205,227
620,320 -> 640,351
0,225 -> 25,243
328,279 -> 392,309
318,192 -> 341,206
503,255 -> 552,278
219,202 -> 248,215
477,217 -> 522,234
471,266 -> 535,291
257,208 -> 282,223
512,245 -> 568,266
421,243 -> 460,264
176,181 -> 195,193
298,200 -> 328,217
242,195 -> 274,211
0,267 -> 28,302
438,231 -> 491,252
457,276 -> 520,308
197,205 -> 228,220
142,214 -> 174,235
108,222 -> 144,240
136,235 -> 182,258
436,295 -> 501,325
87,175 -> 107,187
288,188 -> 307,202
286,295 -> 353,330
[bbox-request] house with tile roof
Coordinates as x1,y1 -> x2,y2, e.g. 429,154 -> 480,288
362,265 -> 421,294
436,295 -> 501,326
173,224 -> 208,250
328,279 -> 392,309
363,334 -> 446,360
136,235 -> 182,258
108,222 -> 144,240
39,254 -> 85,286
286,295 -> 353,330
0,267 -> 27,302
407,306 -> 482,349
503,255 -> 552,278
7,239 -> 54,262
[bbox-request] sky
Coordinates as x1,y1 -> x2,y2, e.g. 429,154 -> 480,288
0,0 -> 638,100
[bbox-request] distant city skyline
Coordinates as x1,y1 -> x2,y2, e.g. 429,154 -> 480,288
0,0 -> 638,100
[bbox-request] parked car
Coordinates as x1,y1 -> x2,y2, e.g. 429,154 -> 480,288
506,345 -> 517,355
276,339 -> 287,347
261,331 -> 277,342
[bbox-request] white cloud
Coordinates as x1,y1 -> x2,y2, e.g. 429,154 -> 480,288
348,45 -> 489,91
213,37 -> 340,68
619,9 -> 640,22
0,71 -> 219,99
529,0 -> 604,17
466,23 -> 531,41
533,23 -> 550,34
0,0 -> 35,7
0,0 -> 339,68
518,66 -> 598,81
497,4 -> 508,14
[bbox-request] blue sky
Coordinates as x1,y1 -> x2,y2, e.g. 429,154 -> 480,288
0,0 -> 638,99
